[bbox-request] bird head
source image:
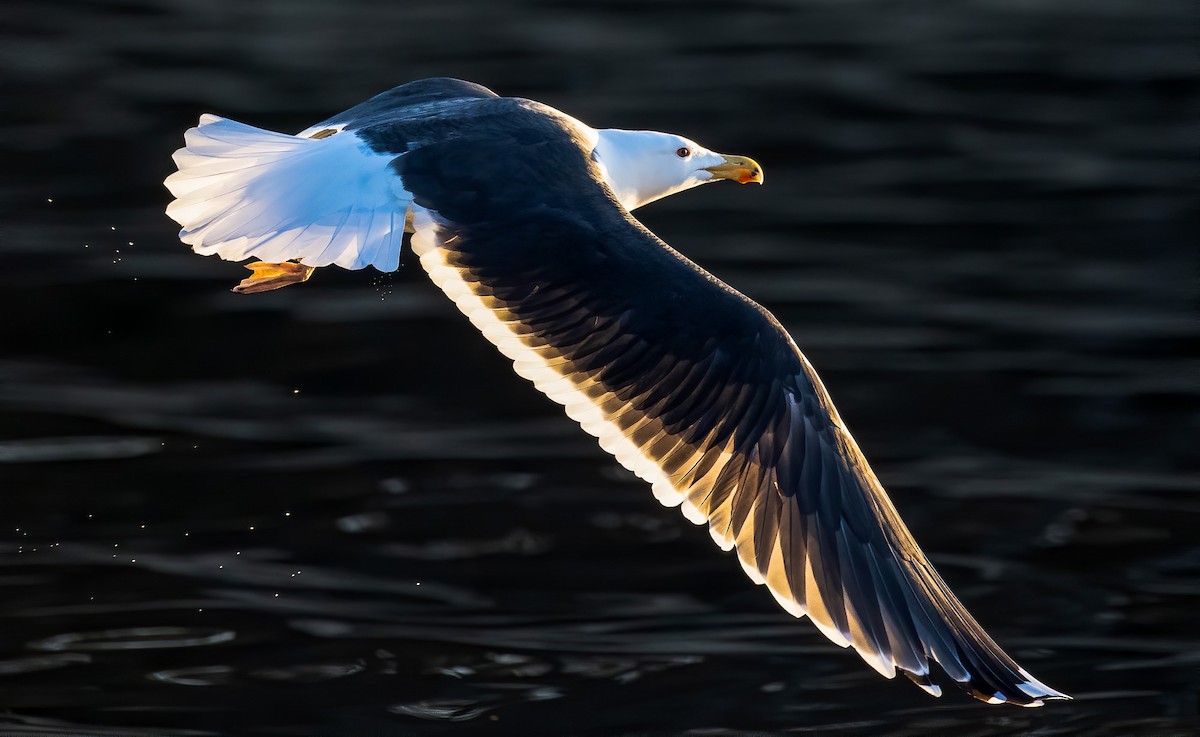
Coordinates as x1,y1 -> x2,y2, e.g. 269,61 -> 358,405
593,128 -> 763,211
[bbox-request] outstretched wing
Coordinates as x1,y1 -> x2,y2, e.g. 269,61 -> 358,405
394,123 -> 1068,706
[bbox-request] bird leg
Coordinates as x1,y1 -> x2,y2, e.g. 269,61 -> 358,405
232,261 -> 315,294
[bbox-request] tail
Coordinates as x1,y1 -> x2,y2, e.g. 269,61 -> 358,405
164,115 -> 410,271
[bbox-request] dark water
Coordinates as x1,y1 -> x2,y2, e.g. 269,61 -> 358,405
1,1 -> 1197,734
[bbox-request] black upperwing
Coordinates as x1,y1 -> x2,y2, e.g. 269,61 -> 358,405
394,108 -> 1069,706
315,77 -> 499,131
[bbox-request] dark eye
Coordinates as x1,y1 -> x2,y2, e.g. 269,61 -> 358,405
676,147 -> 691,158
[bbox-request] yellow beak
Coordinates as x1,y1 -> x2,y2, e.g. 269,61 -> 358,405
705,154 -> 764,185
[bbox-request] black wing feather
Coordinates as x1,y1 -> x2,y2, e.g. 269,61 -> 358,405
394,103 -> 1068,706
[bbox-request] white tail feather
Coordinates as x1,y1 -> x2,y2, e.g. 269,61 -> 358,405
165,115 -> 410,271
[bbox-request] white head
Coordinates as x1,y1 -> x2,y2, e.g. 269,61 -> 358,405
591,129 -> 763,211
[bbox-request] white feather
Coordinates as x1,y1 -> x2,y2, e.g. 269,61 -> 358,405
164,115 -> 409,271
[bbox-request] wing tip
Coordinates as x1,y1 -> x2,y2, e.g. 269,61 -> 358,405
951,664 -> 1071,707
899,655 -> 1069,706
1014,667 -> 1072,704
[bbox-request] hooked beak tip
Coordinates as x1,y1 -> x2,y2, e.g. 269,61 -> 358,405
705,154 -> 764,185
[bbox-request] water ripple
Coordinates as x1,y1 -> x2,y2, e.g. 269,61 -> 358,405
29,626 -> 236,652
0,652 -> 90,675
390,684 -> 563,722
147,665 -> 234,687
0,436 -> 161,463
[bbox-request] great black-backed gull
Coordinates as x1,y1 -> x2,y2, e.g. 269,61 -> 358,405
165,77 -> 1068,706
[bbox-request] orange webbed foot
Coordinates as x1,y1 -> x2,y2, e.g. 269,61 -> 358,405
232,261 -> 315,294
